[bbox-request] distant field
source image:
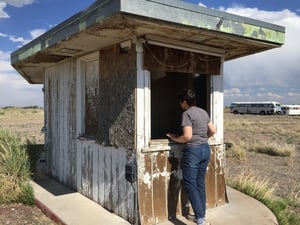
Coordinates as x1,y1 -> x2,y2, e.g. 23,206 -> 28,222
224,112 -> 300,218
0,107 -> 44,144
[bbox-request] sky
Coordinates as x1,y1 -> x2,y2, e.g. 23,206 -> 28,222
0,0 -> 300,107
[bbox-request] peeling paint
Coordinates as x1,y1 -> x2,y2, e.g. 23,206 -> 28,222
138,144 -> 227,225
143,172 -> 152,189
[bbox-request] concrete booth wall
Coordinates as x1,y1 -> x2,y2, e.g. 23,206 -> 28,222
10,0 -> 285,225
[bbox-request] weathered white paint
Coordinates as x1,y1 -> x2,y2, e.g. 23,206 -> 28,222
76,52 -> 99,137
45,59 -> 77,184
136,40 -> 151,152
45,56 -> 135,223
75,140 -> 135,220
210,58 -> 224,145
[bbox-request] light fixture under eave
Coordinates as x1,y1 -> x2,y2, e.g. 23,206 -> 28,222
120,40 -> 132,53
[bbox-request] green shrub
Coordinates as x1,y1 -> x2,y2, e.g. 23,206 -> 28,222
0,130 -> 31,179
0,129 -> 34,205
19,183 -> 35,205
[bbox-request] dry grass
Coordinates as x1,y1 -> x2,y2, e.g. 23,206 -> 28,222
226,169 -> 274,203
224,113 -> 300,223
224,113 -> 300,145
249,141 -> 295,157
0,107 -> 44,144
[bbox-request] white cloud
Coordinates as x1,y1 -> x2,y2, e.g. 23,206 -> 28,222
30,29 -> 46,39
3,0 -> 34,7
0,73 -> 43,107
0,50 -> 10,61
222,7 -> 300,105
287,92 -> 300,98
0,50 -> 43,107
9,35 -> 30,45
0,28 -> 45,107
0,0 -> 34,19
256,92 -> 283,99
1,28 -> 46,46
0,32 -> 8,37
198,2 -> 207,7
0,2 -> 9,18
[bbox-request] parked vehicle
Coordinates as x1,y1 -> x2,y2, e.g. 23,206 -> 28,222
281,105 -> 300,115
230,101 -> 281,115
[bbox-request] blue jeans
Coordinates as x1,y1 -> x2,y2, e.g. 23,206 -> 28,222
182,143 -> 210,220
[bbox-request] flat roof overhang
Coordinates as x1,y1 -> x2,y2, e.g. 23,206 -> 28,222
11,0 -> 285,84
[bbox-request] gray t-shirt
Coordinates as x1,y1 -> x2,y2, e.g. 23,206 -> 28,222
181,106 -> 211,146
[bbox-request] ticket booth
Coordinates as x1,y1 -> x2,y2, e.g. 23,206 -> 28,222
11,0 -> 285,224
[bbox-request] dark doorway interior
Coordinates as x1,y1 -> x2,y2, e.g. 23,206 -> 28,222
151,71 -> 210,139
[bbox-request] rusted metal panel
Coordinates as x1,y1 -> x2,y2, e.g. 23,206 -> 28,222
138,143 -> 227,225
143,44 -> 221,74
99,44 -> 136,149
214,145 -> 228,205
167,156 -> 188,218
206,147 -> 216,208
152,152 -> 168,222
138,153 -> 154,224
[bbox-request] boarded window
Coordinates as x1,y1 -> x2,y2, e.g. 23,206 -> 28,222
85,59 -> 99,136
143,44 -> 221,75
77,53 -> 99,138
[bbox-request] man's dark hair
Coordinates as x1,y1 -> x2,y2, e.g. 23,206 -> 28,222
178,89 -> 196,106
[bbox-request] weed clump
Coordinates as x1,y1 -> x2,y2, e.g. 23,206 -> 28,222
249,141 -> 295,157
227,170 -> 300,225
0,129 -> 34,205
225,141 -> 247,160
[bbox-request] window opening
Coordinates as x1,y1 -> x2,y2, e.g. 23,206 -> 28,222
84,60 -> 99,137
77,53 -> 99,139
150,71 -> 210,140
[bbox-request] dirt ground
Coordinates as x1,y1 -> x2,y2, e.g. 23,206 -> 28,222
0,203 -> 57,225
